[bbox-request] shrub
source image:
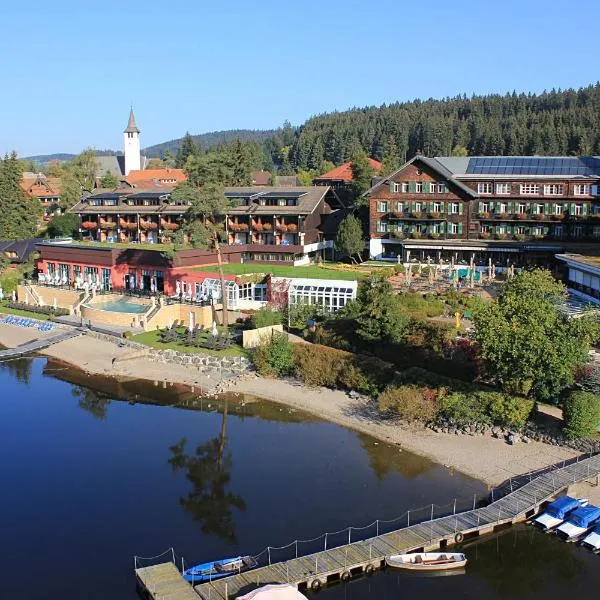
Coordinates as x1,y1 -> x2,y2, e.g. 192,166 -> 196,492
438,392 -> 491,426
2,301 -> 69,317
251,332 -> 294,377
563,391 -> 600,439
249,307 -> 282,329
395,292 -> 445,318
480,391 -> 534,428
378,385 -> 438,422
292,343 -> 394,394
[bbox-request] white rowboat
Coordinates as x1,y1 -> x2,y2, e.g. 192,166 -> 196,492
386,552 -> 467,571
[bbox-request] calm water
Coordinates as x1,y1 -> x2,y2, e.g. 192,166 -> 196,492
85,298 -> 149,313
0,357 -> 599,600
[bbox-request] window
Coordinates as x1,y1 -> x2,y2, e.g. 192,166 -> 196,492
573,225 -> 584,237
517,203 -> 527,214
395,201 -> 406,213
376,221 -> 389,233
574,184 -> 591,196
478,182 -> 492,194
515,225 -> 527,235
413,202 -> 422,213
543,184 -> 563,195
430,223 -> 441,234
433,202 -> 441,213
554,204 -> 563,215
574,204 -> 583,216
392,183 -> 400,192
498,203 -> 507,214
278,199 -> 286,206
103,199 -> 117,206
90,199 -> 101,206
448,222 -> 459,234
449,202 -> 460,214
480,224 -> 493,234
532,226 -> 544,236
495,183 -> 511,194
533,203 -> 544,214
554,224 -> 564,237
480,202 -> 489,213
376,201 -> 388,213
415,182 -> 424,193
437,183 -> 447,193
401,183 -> 409,193
594,226 -> 600,238
520,184 -> 540,195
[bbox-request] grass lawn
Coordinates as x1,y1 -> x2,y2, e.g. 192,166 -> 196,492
193,263 -> 366,281
0,305 -> 52,321
131,327 -> 247,357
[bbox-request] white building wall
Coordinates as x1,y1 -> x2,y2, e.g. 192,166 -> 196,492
124,132 -> 141,175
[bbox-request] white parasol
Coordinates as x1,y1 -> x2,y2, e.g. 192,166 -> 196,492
237,584 -> 306,600
212,320 -> 218,336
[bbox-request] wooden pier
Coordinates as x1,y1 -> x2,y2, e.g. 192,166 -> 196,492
0,328 -> 81,360
136,453 -> 600,600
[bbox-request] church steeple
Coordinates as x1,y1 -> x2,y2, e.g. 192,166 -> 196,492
123,107 -> 141,175
124,107 -> 140,134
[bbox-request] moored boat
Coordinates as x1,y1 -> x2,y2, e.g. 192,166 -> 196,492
580,524 -> 600,552
555,505 -> 600,541
533,496 -> 588,532
386,552 -> 467,571
183,555 -> 258,583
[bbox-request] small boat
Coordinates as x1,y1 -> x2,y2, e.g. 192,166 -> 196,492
386,552 -> 467,571
580,524 -> 600,552
183,555 -> 258,583
533,496 -> 589,531
555,505 -> 600,541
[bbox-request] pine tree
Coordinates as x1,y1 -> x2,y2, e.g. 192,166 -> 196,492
0,152 -> 41,239
231,138 -> 252,186
380,136 -> 401,176
350,149 -> 376,202
175,132 -> 201,168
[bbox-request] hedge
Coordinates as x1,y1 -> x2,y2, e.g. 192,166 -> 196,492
563,391 -> 600,439
2,301 -> 69,317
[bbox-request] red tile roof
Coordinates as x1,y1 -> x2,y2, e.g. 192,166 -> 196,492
315,158 -> 382,183
124,168 -> 187,187
251,170 -> 271,185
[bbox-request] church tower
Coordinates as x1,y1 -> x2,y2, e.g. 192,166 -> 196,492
123,108 -> 141,175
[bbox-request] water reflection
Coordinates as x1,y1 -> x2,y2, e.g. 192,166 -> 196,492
71,386 -> 112,420
467,526 -> 584,595
0,357 -> 33,384
168,400 -> 246,543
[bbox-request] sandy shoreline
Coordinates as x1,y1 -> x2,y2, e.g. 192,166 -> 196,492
0,322 -> 583,486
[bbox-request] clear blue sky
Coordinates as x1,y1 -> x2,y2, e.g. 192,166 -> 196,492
2,0 -> 599,157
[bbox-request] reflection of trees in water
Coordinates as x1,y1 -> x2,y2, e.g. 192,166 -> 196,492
0,358 -> 33,385
71,386 -> 112,420
169,401 -> 246,543
468,526 -> 583,595
357,433 -> 435,481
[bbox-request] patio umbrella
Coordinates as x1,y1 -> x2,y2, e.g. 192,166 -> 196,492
12,291 -> 16,302
212,320 -> 218,336
0,287 -> 4,301
176,281 -> 181,296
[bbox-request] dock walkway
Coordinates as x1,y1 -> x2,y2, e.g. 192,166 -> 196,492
136,451 -> 600,600
0,328 -> 81,360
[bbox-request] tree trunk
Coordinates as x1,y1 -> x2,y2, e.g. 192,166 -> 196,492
214,237 -> 229,327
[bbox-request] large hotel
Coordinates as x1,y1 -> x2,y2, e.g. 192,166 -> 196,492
366,155 -> 600,265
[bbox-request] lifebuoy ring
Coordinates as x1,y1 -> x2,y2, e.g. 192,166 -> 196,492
341,571 -> 351,582
365,564 -> 375,575
311,579 -> 322,591
454,532 -> 464,543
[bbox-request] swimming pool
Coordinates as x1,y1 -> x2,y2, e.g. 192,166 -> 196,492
84,298 -> 149,314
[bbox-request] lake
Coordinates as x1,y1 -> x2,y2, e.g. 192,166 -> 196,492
0,356 -> 598,599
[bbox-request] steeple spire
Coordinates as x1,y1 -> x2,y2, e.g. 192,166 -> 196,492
124,107 -> 140,134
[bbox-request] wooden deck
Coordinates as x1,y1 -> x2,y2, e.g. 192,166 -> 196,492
136,453 -> 600,600
136,562 -> 199,600
0,329 -> 81,360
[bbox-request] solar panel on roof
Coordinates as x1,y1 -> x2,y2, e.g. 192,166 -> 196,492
262,191 -> 308,198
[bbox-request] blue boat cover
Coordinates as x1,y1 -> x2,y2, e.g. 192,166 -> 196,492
569,505 -> 600,529
546,496 -> 579,519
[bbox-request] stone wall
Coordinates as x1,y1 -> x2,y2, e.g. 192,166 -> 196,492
146,303 -> 241,330
80,304 -> 147,329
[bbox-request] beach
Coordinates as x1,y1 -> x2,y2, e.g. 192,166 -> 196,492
0,322 -> 582,486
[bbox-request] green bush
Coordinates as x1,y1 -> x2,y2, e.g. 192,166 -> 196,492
292,343 -> 394,394
484,391 -> 534,428
251,332 -> 294,377
2,301 -> 69,317
249,307 -> 283,329
396,292 -> 445,318
563,391 -> 600,439
438,392 -> 491,426
378,385 -> 438,422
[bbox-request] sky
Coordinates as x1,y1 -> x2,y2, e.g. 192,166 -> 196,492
2,0 -> 599,157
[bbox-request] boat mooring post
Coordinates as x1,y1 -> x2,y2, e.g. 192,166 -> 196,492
473,493 -> 477,510
324,533 -> 328,550
453,499 -> 457,515
430,504 -> 434,521
295,541 -> 298,558
268,547 -> 271,566
225,583 -> 228,599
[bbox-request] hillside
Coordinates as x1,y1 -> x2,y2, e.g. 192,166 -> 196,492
289,84 -> 600,169
143,129 -> 277,158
